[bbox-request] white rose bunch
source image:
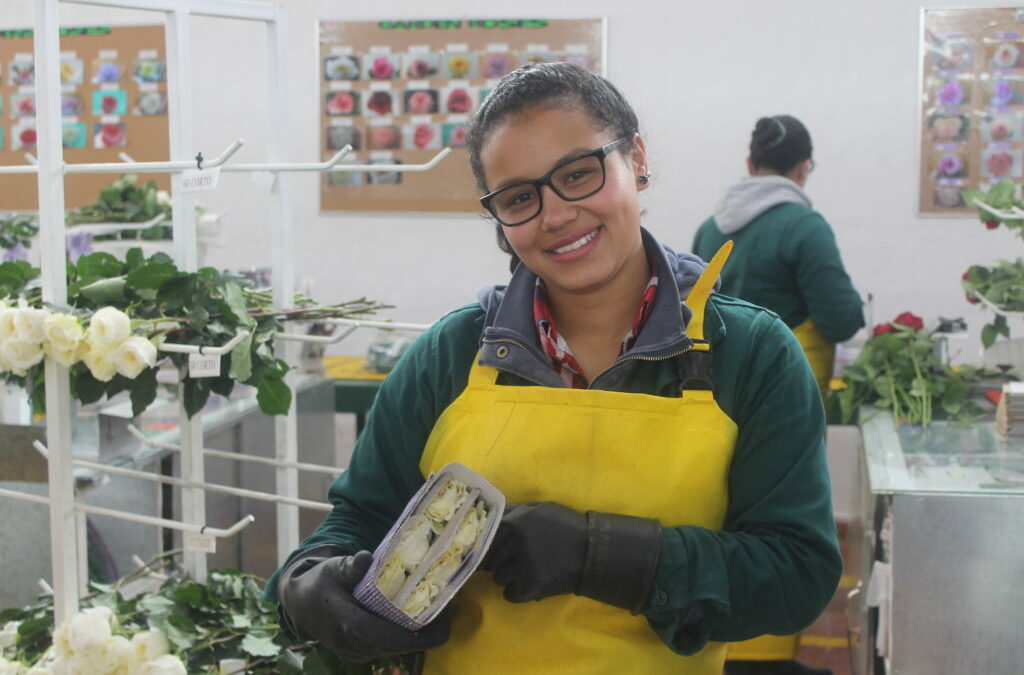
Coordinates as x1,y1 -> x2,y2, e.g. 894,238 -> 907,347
423,549 -> 463,586
424,479 -> 468,533
452,500 -> 488,555
393,515 -> 432,570
400,579 -> 442,619
0,621 -> 19,650
47,610 -> 184,675
377,555 -> 408,600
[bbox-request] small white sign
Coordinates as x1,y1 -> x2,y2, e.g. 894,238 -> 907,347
98,49 -> 118,60
447,114 -> 469,123
411,114 -> 432,125
408,79 -> 429,89
65,116 -> 79,124
14,53 -> 32,62
330,45 -> 353,56
329,117 -> 354,127
486,43 -> 509,53
61,84 -> 75,94
138,49 -> 159,59
565,44 -> 589,54
100,115 -> 120,124
180,166 -> 221,193
369,116 -> 393,126
370,151 -> 394,161
250,170 -> 276,190
408,45 -> 430,54
138,82 -> 158,92
368,45 -> 391,55
17,85 -> 34,94
60,50 -> 77,59
99,83 -> 118,91
184,531 -> 217,553
446,43 -> 469,53
328,80 -> 353,92
526,43 -> 549,53
369,81 -> 392,91
188,351 -> 221,377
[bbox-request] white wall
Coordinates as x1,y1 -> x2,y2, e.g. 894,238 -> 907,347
3,0 -> 1015,358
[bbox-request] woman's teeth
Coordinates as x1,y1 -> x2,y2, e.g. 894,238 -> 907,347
552,229 -> 597,254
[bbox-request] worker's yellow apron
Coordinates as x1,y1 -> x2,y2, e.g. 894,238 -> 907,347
418,244 -> 738,674
725,318 -> 831,663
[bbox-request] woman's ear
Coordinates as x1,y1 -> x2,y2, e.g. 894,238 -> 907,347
631,134 -> 650,190
745,157 -> 755,175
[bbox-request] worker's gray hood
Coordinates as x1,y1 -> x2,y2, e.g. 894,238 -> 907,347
713,175 -> 812,234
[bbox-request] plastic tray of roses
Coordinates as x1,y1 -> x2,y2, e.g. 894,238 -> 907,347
353,462 -> 505,630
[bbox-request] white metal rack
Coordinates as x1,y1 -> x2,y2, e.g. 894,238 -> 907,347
0,0 -> 451,623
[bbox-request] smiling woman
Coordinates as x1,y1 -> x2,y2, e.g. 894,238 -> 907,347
268,62 -> 841,675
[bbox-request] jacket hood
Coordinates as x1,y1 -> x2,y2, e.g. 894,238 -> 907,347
713,175 -> 812,235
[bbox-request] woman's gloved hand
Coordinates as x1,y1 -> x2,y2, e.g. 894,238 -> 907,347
481,502 -> 663,614
277,547 -> 451,662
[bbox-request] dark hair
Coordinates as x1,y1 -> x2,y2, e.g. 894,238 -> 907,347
748,115 -> 812,175
466,62 -> 641,273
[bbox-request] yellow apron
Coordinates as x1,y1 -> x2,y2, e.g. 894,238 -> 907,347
725,318 -> 831,663
418,244 -> 738,674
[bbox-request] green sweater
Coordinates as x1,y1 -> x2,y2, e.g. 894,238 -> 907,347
266,293 -> 841,655
693,203 -> 864,343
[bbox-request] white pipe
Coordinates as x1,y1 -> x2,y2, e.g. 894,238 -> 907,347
38,579 -> 54,595
126,424 -> 342,476
62,0 -> 277,21
0,487 -> 50,506
275,324 -> 358,344
0,164 -> 38,175
77,503 -> 256,538
158,330 -> 250,355
131,554 -> 169,581
222,146 -> 353,173
67,454 -> 332,512
64,138 -> 244,174
67,214 -> 167,237
323,147 -> 452,173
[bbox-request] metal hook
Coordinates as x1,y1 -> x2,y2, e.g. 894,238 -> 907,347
196,152 -> 204,170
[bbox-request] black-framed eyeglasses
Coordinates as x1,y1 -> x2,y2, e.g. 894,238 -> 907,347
480,136 -> 630,227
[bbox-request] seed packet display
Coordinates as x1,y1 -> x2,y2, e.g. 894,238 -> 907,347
353,462 -> 505,631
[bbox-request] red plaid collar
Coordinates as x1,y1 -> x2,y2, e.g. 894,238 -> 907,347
533,260 -> 659,388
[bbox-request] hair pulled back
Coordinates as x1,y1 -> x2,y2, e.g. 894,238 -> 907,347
749,115 -> 812,175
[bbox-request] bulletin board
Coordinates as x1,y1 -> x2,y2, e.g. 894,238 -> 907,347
919,7 -> 1024,214
318,18 -> 607,213
0,25 -> 170,211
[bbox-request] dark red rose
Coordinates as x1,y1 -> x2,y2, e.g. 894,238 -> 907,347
985,219 -> 1000,230
872,323 -> 896,338
367,91 -> 393,116
963,272 -> 980,304
892,312 -> 924,331
101,95 -> 118,114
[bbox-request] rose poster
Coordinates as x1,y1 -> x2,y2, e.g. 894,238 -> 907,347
0,25 -> 170,210
919,8 -> 1024,214
318,18 -> 606,213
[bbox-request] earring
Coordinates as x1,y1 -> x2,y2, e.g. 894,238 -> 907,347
638,173 -> 650,185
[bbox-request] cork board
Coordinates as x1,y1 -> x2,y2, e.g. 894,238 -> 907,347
318,18 -> 607,213
0,25 -> 170,211
919,8 -> 1024,214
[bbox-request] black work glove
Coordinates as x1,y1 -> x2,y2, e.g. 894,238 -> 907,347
277,546 -> 451,662
481,502 -> 662,614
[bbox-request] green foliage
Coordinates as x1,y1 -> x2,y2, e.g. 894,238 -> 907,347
3,248 -> 386,419
0,559 -> 415,674
838,323 -> 989,427
64,174 -> 174,240
0,213 -> 39,251
961,261 -> 1021,347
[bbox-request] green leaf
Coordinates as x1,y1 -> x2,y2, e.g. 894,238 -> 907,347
126,261 -> 177,290
80,276 -> 127,303
209,375 -> 235,398
229,333 -> 254,382
230,612 -> 252,629
183,379 -> 211,418
138,594 -> 176,616
241,632 -> 281,658
990,178 -> 1015,206
129,367 -> 158,417
982,323 -> 998,348
73,369 -> 106,405
223,280 -> 255,327
75,252 -> 124,282
125,247 -> 145,271
276,649 -> 305,675
257,377 -> 292,415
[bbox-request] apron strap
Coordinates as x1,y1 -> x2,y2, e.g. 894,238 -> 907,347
684,240 -> 733,349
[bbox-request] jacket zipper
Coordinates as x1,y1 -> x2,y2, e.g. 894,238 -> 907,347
482,337 -> 694,389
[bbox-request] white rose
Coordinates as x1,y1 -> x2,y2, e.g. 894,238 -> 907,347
113,336 -> 157,379
218,658 -> 247,675
424,479 -> 468,532
399,579 -> 441,619
52,625 -> 72,660
452,500 -> 487,555
87,307 -> 131,349
0,658 -> 20,675
393,515 -> 432,570
156,190 -> 172,207
131,629 -> 168,662
83,345 -> 118,382
423,549 -> 462,586
101,635 -> 139,675
44,314 -> 84,353
0,621 -> 19,649
66,607 -> 115,655
0,308 -> 17,342
2,339 -> 45,376
13,307 -> 48,343
138,654 -> 186,675
376,555 -> 407,600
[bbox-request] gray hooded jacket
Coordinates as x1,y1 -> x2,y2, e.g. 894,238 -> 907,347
713,176 -> 812,235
